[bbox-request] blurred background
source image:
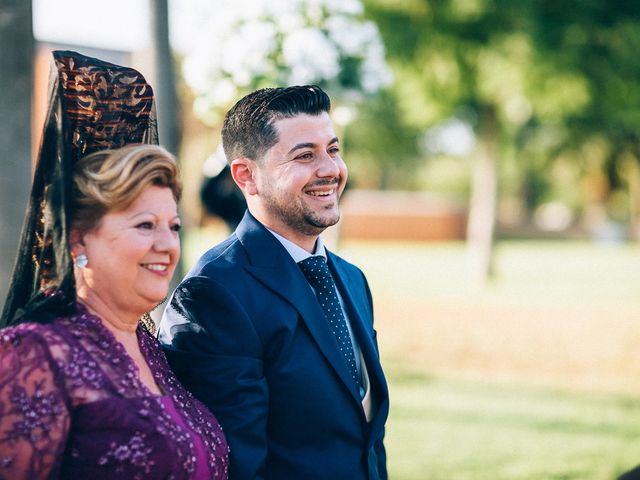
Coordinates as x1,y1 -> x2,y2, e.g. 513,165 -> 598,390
1,0 -> 640,478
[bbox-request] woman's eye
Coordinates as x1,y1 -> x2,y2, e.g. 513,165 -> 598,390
171,223 -> 182,233
137,222 -> 154,230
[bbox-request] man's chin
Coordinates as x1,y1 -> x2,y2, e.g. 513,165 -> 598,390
305,214 -> 340,232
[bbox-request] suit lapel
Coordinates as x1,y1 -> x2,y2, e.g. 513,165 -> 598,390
236,214 -> 362,403
328,253 -> 390,438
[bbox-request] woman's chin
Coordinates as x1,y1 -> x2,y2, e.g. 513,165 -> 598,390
137,291 -> 169,313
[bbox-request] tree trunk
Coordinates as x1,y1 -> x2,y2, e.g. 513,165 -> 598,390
150,0 -> 180,155
622,153 -> 640,241
149,0 -> 182,324
466,105 -> 498,287
0,0 -> 33,307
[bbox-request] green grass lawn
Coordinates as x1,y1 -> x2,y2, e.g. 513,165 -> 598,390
185,231 -> 640,479
384,366 -> 640,480
342,239 -> 640,480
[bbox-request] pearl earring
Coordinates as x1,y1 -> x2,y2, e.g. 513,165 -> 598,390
76,254 -> 88,268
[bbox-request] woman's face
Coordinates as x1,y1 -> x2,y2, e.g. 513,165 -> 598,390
73,185 -> 181,317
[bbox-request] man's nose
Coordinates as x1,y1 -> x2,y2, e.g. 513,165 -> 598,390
317,152 -> 342,177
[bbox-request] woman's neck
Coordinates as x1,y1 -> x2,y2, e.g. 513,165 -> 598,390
76,289 -> 140,334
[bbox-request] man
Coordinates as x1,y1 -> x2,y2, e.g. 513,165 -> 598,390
159,85 -> 389,479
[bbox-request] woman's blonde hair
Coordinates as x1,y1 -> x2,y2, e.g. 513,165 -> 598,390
72,144 -> 181,233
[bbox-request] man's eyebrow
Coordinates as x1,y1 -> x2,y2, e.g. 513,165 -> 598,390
287,137 -> 339,155
288,142 -> 316,154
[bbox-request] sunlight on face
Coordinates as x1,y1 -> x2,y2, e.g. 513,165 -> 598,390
250,112 -> 348,249
75,186 -> 181,317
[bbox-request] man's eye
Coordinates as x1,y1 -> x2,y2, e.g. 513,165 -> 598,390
297,152 -> 314,160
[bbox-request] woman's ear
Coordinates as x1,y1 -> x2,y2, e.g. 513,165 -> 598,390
230,158 -> 258,196
69,229 -> 85,257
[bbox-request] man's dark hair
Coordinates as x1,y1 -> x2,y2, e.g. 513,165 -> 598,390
221,85 -> 331,163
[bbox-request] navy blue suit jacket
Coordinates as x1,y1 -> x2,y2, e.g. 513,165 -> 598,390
159,212 -> 389,479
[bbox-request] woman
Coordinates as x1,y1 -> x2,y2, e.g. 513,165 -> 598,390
0,52 -> 228,479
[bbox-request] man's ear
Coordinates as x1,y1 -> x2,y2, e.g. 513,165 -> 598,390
230,158 -> 258,195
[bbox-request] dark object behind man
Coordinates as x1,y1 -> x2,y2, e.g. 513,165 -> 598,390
200,160 -> 246,231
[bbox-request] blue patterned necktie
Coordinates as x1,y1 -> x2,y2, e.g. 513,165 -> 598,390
298,256 -> 360,388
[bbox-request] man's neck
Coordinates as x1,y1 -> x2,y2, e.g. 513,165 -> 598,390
266,227 -> 327,263
248,208 -> 320,253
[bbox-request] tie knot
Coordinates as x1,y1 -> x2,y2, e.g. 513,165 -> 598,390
298,256 -> 332,287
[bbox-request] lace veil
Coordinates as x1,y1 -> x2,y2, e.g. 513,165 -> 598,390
1,50 -> 158,327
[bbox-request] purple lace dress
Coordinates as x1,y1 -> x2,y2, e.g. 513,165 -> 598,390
0,303 -> 229,480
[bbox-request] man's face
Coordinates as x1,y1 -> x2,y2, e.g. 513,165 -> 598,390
252,112 -> 348,247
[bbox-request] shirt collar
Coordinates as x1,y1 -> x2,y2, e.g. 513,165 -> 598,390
266,228 -> 327,263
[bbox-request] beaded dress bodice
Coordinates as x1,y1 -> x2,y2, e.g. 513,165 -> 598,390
0,303 -> 228,480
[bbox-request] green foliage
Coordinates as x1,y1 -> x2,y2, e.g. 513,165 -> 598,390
343,90 -> 422,189
181,0 -> 391,124
353,0 -> 640,221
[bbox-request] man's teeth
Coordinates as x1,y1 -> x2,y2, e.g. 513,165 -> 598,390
309,189 -> 334,196
143,264 -> 167,271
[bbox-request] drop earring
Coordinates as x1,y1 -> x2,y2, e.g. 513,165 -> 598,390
75,254 -> 88,269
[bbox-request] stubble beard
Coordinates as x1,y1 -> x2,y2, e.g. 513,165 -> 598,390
262,186 -> 341,237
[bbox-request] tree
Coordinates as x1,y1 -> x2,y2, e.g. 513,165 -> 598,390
0,0 -> 33,306
150,0 -> 180,156
364,0 -> 640,283
179,0 -> 392,125
526,0 -> 640,238
365,0 -> 544,284
149,0 -> 183,321
342,90 -> 422,189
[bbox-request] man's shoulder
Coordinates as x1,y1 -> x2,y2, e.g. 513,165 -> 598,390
327,249 -> 365,276
164,235 -> 251,319
187,233 -> 248,276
